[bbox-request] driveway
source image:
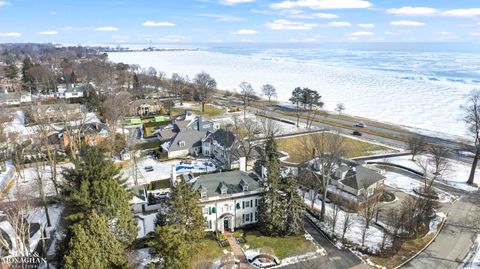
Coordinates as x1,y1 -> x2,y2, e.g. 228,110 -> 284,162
405,191 -> 480,269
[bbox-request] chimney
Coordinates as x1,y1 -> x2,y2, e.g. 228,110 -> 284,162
239,157 -> 246,172
95,122 -> 99,130
171,164 -> 178,186
198,116 -> 203,131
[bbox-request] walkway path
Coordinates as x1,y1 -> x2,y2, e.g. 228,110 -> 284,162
225,232 -> 252,269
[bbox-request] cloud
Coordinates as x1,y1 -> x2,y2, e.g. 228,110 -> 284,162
0,1 -> 11,7
290,12 -> 338,19
142,21 -> 175,27
266,19 -> 318,30
94,26 -> 118,31
61,26 -> 73,30
327,21 -> 351,27
441,8 -> 480,18
219,0 -> 254,5
233,29 -> 258,35
358,23 -> 374,28
349,31 -> 373,36
470,32 -> 480,36
0,32 -> 21,37
199,14 -> 243,21
390,20 -> 425,26
386,7 -> 437,16
270,0 -> 372,10
36,30 -> 59,35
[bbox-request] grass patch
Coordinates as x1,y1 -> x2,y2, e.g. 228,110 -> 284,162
143,121 -> 171,138
243,230 -> 317,260
277,132 -> 393,163
147,179 -> 171,190
191,233 -> 228,268
171,103 -> 224,117
369,233 -> 434,269
135,141 -> 162,150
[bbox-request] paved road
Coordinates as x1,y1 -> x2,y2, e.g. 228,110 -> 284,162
217,98 -> 474,160
281,216 -> 362,269
405,191 -> 480,269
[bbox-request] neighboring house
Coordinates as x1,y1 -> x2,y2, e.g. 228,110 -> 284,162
129,99 -> 163,116
0,92 -> 20,105
310,160 -> 385,211
202,129 -> 242,169
159,112 -> 217,158
191,166 -> 263,233
60,122 -> 108,149
161,130 -> 207,159
64,84 -> 92,99
31,103 -> 84,123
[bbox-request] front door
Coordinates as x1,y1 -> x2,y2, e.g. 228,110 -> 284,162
224,218 -> 229,230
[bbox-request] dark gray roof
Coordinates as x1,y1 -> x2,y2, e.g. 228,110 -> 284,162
206,129 -> 236,148
165,130 -> 206,152
192,170 -> 262,198
66,84 -> 89,93
340,166 -> 384,190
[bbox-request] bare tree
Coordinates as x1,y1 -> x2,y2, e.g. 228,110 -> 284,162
428,145 -> 449,178
335,103 -> 345,114
261,84 -> 277,102
330,198 -> 341,238
258,115 -> 281,137
103,90 -> 132,153
229,116 -> 263,163
60,104 -> 89,160
308,132 -> 345,221
0,196 -> 33,257
464,89 -> 480,185
360,198 -> 377,248
341,211 -> 352,241
31,154 -> 52,227
194,71 -> 217,112
34,112 -> 60,194
407,136 -> 427,161
239,81 -> 256,120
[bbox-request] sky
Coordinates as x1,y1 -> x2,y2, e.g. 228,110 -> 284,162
0,0 -> 479,44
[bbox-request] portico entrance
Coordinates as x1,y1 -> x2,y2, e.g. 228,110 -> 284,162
218,213 -> 235,232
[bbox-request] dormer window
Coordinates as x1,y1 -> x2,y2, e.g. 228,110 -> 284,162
178,141 -> 185,147
240,179 -> 249,192
219,182 -> 228,195
199,185 -> 207,198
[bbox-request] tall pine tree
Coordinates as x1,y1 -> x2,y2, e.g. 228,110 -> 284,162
151,181 -> 205,268
258,134 -> 304,236
59,145 -> 137,264
63,212 -> 129,269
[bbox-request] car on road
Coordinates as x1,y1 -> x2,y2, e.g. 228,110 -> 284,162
354,122 -> 366,128
352,131 -> 362,136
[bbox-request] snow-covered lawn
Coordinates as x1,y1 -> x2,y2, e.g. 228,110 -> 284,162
213,113 -> 309,136
122,156 -> 218,186
383,171 -> 456,203
0,160 -> 14,189
303,191 -> 391,253
3,163 -> 74,201
380,155 -> 479,192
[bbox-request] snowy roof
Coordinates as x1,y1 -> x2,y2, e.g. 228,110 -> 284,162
204,129 -> 236,148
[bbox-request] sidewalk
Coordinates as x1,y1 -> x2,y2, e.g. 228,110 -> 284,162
225,232 -> 252,269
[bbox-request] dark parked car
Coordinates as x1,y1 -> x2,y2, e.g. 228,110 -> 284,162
353,131 -> 362,136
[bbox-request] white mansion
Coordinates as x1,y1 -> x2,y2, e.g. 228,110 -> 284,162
189,161 -> 264,232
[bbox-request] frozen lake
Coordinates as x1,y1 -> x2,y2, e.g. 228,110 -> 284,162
108,46 -> 480,140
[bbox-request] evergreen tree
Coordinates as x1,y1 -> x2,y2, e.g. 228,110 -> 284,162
4,64 -> 19,79
133,73 -> 141,92
61,145 -> 137,244
258,134 -> 304,236
150,181 -> 205,268
70,71 -> 77,86
280,176 -> 304,236
21,57 -> 34,88
258,134 -> 283,235
63,212 -> 129,269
